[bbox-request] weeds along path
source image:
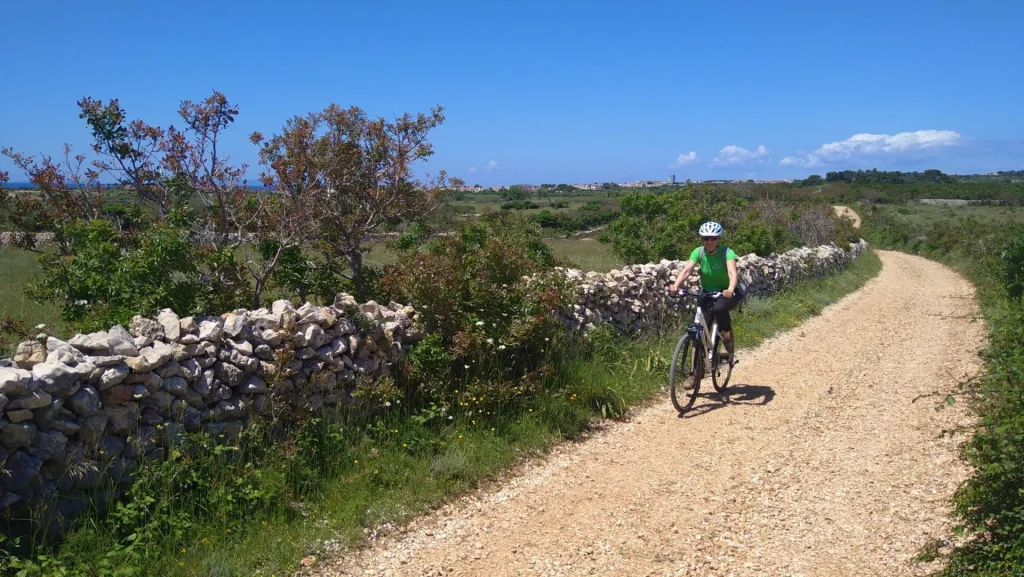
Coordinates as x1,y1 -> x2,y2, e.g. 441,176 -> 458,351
833,205 -> 862,228
317,251 -> 984,577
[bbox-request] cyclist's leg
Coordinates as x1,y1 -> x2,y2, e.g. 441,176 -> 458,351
712,296 -> 741,362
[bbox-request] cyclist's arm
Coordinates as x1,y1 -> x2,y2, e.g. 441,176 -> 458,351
671,260 -> 697,290
725,258 -> 738,295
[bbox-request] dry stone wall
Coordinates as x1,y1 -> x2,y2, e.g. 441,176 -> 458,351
560,240 -> 869,334
0,295 -> 421,534
0,238 -> 868,533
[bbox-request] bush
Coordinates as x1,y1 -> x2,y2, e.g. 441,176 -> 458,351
381,212 -> 575,408
1002,231 -> 1024,300
601,183 -> 861,264
26,219 -> 248,332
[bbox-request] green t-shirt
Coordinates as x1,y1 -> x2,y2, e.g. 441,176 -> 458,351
688,246 -> 737,292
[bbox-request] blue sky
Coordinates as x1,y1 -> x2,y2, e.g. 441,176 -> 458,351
1,0 -> 1022,186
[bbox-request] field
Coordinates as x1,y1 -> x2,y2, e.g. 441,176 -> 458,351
0,248 -> 67,344
871,202 -> 1024,226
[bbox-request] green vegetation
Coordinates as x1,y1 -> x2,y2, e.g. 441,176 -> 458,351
861,203 -> 1024,575
600,184 -> 857,264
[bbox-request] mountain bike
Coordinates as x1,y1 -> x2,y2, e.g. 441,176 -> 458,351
668,289 -> 737,414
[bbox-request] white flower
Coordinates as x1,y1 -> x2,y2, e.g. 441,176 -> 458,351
498,345 -> 506,350
464,364 -> 470,369
486,338 -> 494,345
475,321 -> 484,326
384,401 -> 391,407
34,324 -> 46,330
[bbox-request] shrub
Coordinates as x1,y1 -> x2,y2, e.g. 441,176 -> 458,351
1002,230 -> 1024,300
381,212 -> 575,408
601,184 -> 798,263
25,218 -> 248,332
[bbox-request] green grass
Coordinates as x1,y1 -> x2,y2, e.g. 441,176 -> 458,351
0,248 -> 67,348
6,247 -> 884,577
545,238 -> 624,272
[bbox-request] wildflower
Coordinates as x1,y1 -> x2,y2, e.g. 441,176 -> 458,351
475,321 -> 484,326
34,323 -> 46,330
498,345 -> 506,351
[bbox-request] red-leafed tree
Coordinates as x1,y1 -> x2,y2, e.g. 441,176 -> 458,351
252,103 -> 461,297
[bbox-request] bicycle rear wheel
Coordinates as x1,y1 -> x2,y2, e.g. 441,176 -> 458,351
669,333 -> 703,413
710,335 -> 733,393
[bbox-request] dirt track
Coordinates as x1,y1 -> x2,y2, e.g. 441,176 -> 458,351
316,250 -> 985,577
833,205 -> 862,228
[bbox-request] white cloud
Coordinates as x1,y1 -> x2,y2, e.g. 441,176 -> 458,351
485,160 -> 499,171
780,154 -> 821,168
672,151 -> 698,167
467,166 -> 477,174
781,129 -> 962,167
711,145 -> 770,167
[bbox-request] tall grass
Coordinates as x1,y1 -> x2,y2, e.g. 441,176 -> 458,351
0,248 -> 882,576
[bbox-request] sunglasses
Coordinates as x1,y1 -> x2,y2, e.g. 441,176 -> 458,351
701,236 -> 719,241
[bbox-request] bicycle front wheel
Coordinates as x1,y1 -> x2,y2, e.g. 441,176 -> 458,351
711,336 -> 733,393
669,333 -> 703,413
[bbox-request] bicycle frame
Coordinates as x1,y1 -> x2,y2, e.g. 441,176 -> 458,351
679,290 -> 721,371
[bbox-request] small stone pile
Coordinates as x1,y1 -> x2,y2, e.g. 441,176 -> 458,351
559,240 -> 868,333
0,294 -> 421,533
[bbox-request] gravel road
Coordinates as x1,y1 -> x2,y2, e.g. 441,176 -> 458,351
314,250 -> 985,577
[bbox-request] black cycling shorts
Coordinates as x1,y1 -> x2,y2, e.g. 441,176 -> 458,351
701,293 -> 741,333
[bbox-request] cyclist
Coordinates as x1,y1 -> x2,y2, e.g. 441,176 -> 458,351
668,221 -> 741,364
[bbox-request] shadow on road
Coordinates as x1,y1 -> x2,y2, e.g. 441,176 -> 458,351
678,383 -> 776,418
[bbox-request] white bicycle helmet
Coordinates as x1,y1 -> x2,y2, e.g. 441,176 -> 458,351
699,221 -> 723,237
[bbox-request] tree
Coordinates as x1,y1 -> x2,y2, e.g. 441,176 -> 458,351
252,103 -> 460,297
3,91 -> 316,313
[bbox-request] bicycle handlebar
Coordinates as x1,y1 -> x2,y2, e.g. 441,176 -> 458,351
671,288 -> 722,299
